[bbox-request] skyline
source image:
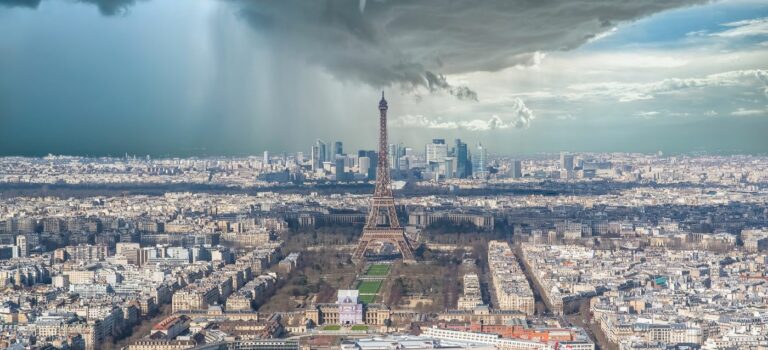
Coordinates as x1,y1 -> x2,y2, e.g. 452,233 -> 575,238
1,0 -> 768,156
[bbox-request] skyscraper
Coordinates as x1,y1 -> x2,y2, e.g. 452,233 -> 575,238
389,143 -> 400,170
455,139 -> 471,178
317,139 -> 328,163
560,152 -> 574,171
400,147 -> 413,170
334,141 -> 343,157
509,160 -> 522,178
311,145 -> 320,171
426,139 -> 448,165
360,150 -> 378,181
444,158 -> 454,179
388,144 -> 395,170
473,143 -> 488,177
358,156 -> 371,177
312,139 -> 329,171
335,155 -> 346,181
263,151 -> 269,166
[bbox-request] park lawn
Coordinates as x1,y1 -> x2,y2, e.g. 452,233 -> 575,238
323,325 -> 341,331
351,325 -> 369,331
358,294 -> 376,303
365,264 -> 390,276
357,280 -> 382,294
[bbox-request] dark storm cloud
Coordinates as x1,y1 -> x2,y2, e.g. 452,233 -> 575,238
77,0 -> 140,16
2,0 -> 708,99
0,0 -> 139,15
424,71 -> 477,101
227,0 -> 707,100
0,0 -> 42,8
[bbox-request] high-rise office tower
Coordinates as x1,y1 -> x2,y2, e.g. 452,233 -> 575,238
389,144 -> 399,170
388,144 -> 395,170
560,152 -> 574,171
317,139 -> 328,163
444,158 -> 454,179
263,151 -> 269,166
296,152 -> 304,164
426,139 -> 448,165
335,155 -> 346,181
509,160 -> 522,178
311,145 -> 320,171
347,154 -> 356,168
474,143 -> 488,177
455,139 -> 471,178
334,141 -> 343,157
358,156 -> 370,176
312,139 -> 329,171
400,147 -> 413,170
398,156 -> 409,171
366,151 -> 378,180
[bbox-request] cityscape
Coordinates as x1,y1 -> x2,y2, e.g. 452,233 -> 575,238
1,1 -> 768,350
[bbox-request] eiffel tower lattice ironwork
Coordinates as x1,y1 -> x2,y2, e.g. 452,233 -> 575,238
352,92 -> 415,263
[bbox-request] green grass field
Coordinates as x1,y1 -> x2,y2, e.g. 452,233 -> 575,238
365,264 -> 391,276
323,325 -> 341,331
357,280 -> 382,294
358,294 -> 376,303
351,325 -> 369,331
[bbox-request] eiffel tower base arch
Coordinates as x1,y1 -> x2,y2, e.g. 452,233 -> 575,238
353,228 -> 416,264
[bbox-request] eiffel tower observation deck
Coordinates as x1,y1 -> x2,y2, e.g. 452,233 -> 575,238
352,92 -> 416,263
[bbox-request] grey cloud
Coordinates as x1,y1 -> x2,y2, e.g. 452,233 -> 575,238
0,0 -> 41,8
731,108 -> 767,117
564,69 -> 768,102
234,1 -> 476,100
424,71 -> 477,101
3,0 -> 709,100
712,17 -> 768,38
227,0 -> 706,100
0,0 -> 140,15
392,97 -> 535,131
78,0 -> 140,16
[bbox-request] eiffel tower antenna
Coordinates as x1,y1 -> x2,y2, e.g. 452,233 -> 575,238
353,92 -> 415,263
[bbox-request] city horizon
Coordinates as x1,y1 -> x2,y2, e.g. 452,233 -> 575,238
5,148 -> 768,159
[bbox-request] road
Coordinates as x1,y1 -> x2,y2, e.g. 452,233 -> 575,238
442,265 -> 459,309
513,244 -> 617,350
512,244 -> 551,316
564,301 -> 618,350
110,304 -> 173,349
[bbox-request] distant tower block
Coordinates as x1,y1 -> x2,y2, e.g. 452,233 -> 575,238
353,92 -> 416,263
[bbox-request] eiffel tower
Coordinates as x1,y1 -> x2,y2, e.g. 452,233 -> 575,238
352,92 -> 416,263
